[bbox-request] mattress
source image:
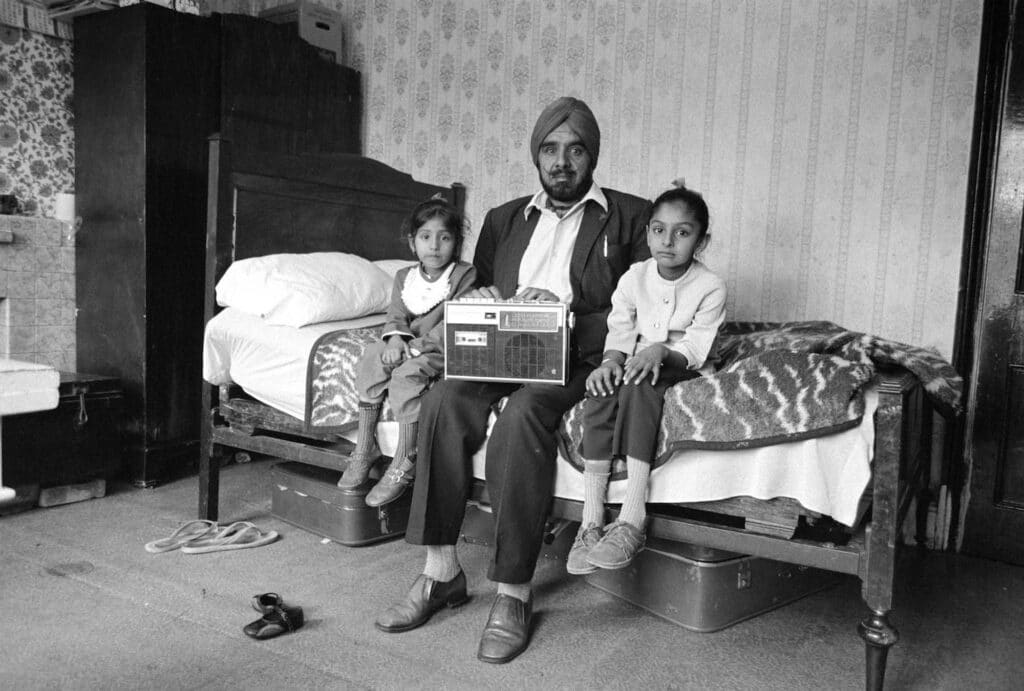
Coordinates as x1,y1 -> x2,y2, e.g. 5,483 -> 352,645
203,307 -> 877,526
472,389 -> 877,526
203,307 -> 386,420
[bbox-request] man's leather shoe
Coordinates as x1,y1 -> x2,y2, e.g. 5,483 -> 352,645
476,593 -> 533,664
375,570 -> 468,633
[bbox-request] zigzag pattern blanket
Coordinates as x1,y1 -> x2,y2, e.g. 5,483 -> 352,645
556,321 -> 961,477
306,326 -> 394,432
306,321 -> 962,473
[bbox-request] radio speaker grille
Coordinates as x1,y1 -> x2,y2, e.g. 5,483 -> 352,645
502,333 -> 555,379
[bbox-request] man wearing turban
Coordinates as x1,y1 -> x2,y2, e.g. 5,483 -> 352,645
376,96 -> 651,663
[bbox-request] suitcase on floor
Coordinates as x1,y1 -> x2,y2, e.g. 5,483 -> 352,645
584,535 -> 843,632
269,461 -> 410,546
460,502 -> 580,562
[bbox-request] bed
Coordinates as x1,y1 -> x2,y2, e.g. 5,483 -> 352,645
199,135 -> 957,690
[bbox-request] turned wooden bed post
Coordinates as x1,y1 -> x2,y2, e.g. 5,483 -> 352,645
857,379 -> 907,690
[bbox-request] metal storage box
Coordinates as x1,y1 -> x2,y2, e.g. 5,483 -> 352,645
584,536 -> 842,632
269,461 -> 410,546
461,503 -> 579,562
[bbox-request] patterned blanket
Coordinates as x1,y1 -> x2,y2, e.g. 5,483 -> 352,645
306,321 -> 962,475
306,326 -> 394,432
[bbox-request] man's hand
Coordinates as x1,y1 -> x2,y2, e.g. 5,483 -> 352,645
586,360 -> 624,397
624,344 -> 668,385
381,335 -> 410,365
464,285 -> 504,300
515,286 -> 560,302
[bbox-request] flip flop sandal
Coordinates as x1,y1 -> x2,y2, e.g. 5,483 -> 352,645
144,520 -> 219,554
177,521 -> 254,551
181,524 -> 279,554
252,593 -> 284,614
243,604 -> 304,640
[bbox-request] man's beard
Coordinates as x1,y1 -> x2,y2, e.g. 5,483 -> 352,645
540,167 -> 594,204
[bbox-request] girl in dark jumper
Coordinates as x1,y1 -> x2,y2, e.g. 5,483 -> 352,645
339,197 -> 476,506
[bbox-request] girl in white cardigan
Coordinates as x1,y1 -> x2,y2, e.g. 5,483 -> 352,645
568,184 -> 727,574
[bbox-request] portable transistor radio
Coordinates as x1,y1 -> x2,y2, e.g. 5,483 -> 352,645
444,299 -> 574,385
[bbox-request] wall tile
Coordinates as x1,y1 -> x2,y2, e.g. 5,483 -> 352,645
8,325 -> 34,352
4,270 -> 35,297
36,325 -> 65,351
0,216 -> 74,365
58,246 -> 74,273
8,296 -> 34,324
35,271 -> 62,299
35,297 -> 61,325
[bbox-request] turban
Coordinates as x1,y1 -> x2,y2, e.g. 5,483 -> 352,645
530,96 -> 600,167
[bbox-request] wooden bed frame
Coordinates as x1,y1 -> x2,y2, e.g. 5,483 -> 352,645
198,133 -> 464,518
199,134 -> 931,691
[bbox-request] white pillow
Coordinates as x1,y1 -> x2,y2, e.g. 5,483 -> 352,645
373,258 -> 417,278
216,252 -> 393,327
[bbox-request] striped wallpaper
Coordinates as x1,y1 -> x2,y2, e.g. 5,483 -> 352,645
297,0 -> 983,358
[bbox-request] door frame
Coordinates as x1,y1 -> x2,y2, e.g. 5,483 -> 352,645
951,0 -> 1014,549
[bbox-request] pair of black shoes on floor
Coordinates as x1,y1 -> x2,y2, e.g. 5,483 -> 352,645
243,592 -> 305,640
375,571 -> 533,664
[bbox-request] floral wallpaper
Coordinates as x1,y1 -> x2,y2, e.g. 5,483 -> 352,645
294,0 -> 981,358
0,24 -> 74,219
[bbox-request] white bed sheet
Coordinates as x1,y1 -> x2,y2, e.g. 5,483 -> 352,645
204,306 -> 876,526
365,391 -> 877,528
463,390 -> 877,528
203,307 -> 386,420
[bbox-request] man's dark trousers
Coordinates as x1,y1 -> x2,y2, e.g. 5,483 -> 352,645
406,365 -> 592,584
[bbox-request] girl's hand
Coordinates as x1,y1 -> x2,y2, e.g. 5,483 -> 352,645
586,361 -> 623,397
381,336 -> 410,365
624,344 -> 668,385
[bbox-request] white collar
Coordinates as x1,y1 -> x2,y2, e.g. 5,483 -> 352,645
524,182 -> 607,220
401,263 -> 456,315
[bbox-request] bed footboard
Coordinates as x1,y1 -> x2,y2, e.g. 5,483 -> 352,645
199,384 -> 355,521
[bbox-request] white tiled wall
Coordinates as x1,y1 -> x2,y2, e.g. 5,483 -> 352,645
0,215 -> 76,371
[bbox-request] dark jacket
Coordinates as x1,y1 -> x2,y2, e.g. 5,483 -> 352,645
381,260 -> 477,353
472,188 -> 651,367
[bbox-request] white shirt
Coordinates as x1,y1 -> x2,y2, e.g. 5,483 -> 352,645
604,258 -> 727,375
518,183 -> 608,303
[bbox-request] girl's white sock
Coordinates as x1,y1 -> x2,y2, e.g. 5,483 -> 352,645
617,456 -> 651,530
582,459 -> 611,528
423,545 -> 460,582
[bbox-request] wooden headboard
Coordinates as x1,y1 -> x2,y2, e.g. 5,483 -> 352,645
203,133 -> 466,324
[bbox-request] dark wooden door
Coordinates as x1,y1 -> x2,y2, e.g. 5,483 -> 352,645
961,0 -> 1024,563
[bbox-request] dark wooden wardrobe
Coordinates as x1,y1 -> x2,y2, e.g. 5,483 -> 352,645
74,4 -> 361,486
